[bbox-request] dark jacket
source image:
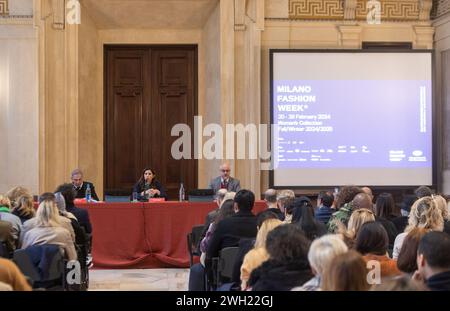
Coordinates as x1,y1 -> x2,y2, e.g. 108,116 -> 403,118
392,216 -> 409,234
444,221 -> 450,236
12,209 -> 34,224
66,203 -> 92,234
426,271 -> 450,291
132,180 -> 167,201
248,259 -> 313,291
375,217 -> 398,253
315,206 -> 334,224
74,181 -> 99,201
268,208 -> 285,221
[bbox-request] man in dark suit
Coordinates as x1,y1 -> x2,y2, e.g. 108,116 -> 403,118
71,168 -> 100,201
207,163 -> 241,195
205,189 -> 257,285
57,183 -> 92,235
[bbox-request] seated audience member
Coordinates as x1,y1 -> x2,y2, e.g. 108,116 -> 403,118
20,199 -> 77,261
248,224 -> 313,291
240,218 -> 283,290
0,258 -> 32,291
5,186 -> 32,208
231,209 -> 280,286
276,190 -> 295,223
432,194 -> 450,235
415,185 -> 433,198
292,234 -> 348,291
315,191 -> 334,225
397,228 -> 428,275
132,168 -> 167,200
355,222 -> 401,278
204,189 -> 228,228
371,275 -> 428,291
291,198 -> 327,241
393,196 -> 444,259
56,183 -> 92,234
328,189 -> 366,232
338,208 -> 375,248
11,194 -> 35,224
188,199 -> 235,291
414,231 -> 450,291
321,250 -> 370,291
0,220 -> 15,255
71,168 -> 100,201
22,193 -> 75,243
374,193 -> 399,254
0,195 -> 22,243
394,194 -> 417,233
205,190 -> 258,285
264,189 -> 284,221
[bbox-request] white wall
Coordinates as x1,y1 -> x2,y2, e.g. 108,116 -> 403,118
0,23 -> 38,194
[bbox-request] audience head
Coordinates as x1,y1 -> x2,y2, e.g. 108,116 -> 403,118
256,209 -> 280,228
417,232 -> 450,279
432,194 -> 449,221
371,276 -> 428,291
233,189 -> 255,212
213,199 -> 235,225
400,194 -> 417,217
215,189 -> 228,207
397,228 -> 428,273
406,196 -> 444,232
0,195 -> 11,210
71,168 -> 84,188
55,184 -> 76,206
266,224 -> 311,263
219,162 -> 231,179
11,194 -> 35,218
276,190 -> 295,214
54,192 -> 67,213
345,208 -> 376,239
254,218 -> 283,249
322,250 -> 369,291
264,189 -> 277,205
307,234 -> 348,277
352,193 -> 373,211
361,187 -> 374,202
138,168 -> 157,185
221,191 -> 236,206
318,191 -> 334,208
375,192 -> 397,218
415,186 -> 433,199
335,186 -> 363,209
291,198 -> 323,241
355,221 -> 389,256
35,198 -> 61,227
5,186 -> 31,208
39,192 -> 56,203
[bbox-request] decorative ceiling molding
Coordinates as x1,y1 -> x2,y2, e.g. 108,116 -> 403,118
0,0 -> 9,16
431,0 -> 450,19
288,0 -> 433,22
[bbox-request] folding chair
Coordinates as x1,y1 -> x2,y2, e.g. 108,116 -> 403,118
187,225 -> 205,267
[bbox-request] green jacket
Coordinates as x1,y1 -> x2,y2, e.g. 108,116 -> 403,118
327,202 -> 353,233
0,206 -> 10,213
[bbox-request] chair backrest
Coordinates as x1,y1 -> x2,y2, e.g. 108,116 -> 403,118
191,225 -> 205,249
104,195 -> 131,203
217,247 -> 240,281
13,245 -> 65,284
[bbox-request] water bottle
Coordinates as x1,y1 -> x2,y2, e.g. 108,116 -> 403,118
85,184 -> 92,202
179,183 -> 185,202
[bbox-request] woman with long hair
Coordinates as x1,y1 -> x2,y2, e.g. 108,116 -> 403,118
337,208 -> 375,248
11,194 -> 35,224
132,168 -> 167,200
290,198 -> 327,241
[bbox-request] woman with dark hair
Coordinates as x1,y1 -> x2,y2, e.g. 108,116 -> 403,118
355,221 -> 401,278
374,193 -> 399,254
397,228 -> 428,274
132,168 -> 167,201
248,224 -> 313,291
290,198 -> 327,241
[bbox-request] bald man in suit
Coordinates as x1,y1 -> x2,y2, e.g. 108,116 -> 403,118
207,163 -> 241,195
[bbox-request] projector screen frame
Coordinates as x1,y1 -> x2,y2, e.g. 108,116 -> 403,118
268,49 -> 437,191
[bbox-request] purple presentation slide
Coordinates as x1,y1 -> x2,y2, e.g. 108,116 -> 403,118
273,80 -> 432,169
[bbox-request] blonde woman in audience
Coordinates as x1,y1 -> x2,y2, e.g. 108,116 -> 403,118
321,250 -> 370,291
20,199 -> 77,261
393,196 -> 444,259
292,234 -> 348,291
276,190 -> 295,223
240,218 -> 283,290
5,186 -> 32,208
11,194 -> 35,224
337,208 -> 375,248
0,195 -> 22,242
432,194 -> 450,235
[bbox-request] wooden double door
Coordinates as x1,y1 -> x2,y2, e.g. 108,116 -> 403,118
104,45 -> 197,199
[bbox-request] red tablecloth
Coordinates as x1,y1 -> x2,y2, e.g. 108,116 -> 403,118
80,201 -> 267,269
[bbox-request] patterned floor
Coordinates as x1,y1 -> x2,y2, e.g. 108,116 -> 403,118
88,269 -> 189,291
